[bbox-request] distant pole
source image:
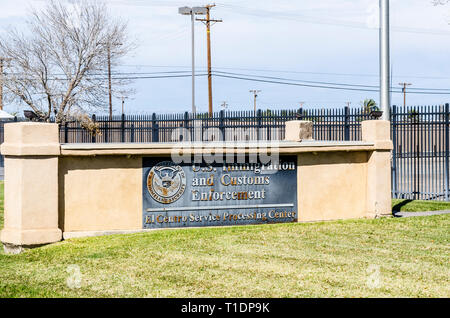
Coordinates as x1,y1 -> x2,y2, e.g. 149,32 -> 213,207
100,42 -> 122,120
399,82 -> 412,107
249,90 -> 261,112
107,46 -> 112,120
197,4 -> 222,117
0,57 -> 11,111
380,0 -> 391,121
191,12 -> 196,114
179,6 -> 207,114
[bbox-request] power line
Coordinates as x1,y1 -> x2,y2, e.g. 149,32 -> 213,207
213,73 -> 450,95
4,72 -> 449,94
216,3 -> 450,36
213,70 -> 381,89
6,67 -> 450,89
3,70 -> 449,95
214,72 -> 450,93
44,69 -> 450,92
5,70 -> 195,77
119,64 -> 450,80
3,74 -> 209,81
99,0 -> 450,37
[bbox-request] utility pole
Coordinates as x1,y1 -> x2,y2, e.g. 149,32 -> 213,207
101,42 -> 122,120
107,45 -> 112,120
399,82 -> 412,107
221,101 -> 228,110
249,90 -> 261,113
379,0 -> 391,121
0,57 -> 12,111
197,4 -> 222,117
121,96 -> 128,115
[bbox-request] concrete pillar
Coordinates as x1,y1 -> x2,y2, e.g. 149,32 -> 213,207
0,122 -> 61,254
362,120 -> 393,218
285,120 -> 313,142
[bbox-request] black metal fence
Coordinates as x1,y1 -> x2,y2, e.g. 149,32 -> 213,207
391,104 -> 449,201
56,107 -> 372,143
0,105 -> 449,201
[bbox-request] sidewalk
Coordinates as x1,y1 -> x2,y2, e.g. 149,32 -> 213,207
394,210 -> 450,218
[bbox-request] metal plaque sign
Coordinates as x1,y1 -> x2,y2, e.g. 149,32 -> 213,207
142,156 -> 298,229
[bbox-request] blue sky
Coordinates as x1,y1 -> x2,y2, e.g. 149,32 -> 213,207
1,0 -> 450,114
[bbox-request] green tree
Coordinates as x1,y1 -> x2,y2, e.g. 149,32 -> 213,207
361,99 -> 378,113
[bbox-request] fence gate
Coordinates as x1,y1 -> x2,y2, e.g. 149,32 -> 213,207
391,104 -> 450,201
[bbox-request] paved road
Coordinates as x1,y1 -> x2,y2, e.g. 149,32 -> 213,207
393,210 -> 450,218
0,167 -> 3,181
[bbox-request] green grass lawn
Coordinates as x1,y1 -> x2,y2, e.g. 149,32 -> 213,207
392,199 -> 450,213
0,181 -> 448,298
0,181 -> 3,229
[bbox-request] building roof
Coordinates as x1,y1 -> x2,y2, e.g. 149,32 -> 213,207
0,110 -> 15,119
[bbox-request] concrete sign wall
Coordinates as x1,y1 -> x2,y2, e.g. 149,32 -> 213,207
142,156 -> 298,228
0,120 -> 393,253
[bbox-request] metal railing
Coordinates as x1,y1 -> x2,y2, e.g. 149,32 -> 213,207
0,105 -> 449,201
391,104 -> 449,201
56,107 -> 373,143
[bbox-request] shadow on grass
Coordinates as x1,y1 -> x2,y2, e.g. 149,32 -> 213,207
392,200 -> 413,217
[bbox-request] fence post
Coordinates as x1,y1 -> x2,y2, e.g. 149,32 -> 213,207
64,122 -> 68,143
362,120 -> 393,217
104,118 -> 108,143
411,108 -> 420,200
257,109 -> 262,140
391,105 -> 397,199
91,114 -> 96,143
130,122 -> 135,143
445,103 -> 449,201
184,112 -> 190,142
344,106 -> 350,141
0,122 -> 62,253
121,113 -> 125,143
298,108 -> 303,120
152,113 -> 158,142
219,110 -> 225,141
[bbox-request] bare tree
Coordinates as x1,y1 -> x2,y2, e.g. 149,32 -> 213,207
0,0 -> 135,124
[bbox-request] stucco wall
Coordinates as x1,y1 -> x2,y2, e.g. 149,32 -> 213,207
59,155 -> 142,232
298,151 -> 368,222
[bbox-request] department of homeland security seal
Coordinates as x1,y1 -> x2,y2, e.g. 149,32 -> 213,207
147,161 -> 186,204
